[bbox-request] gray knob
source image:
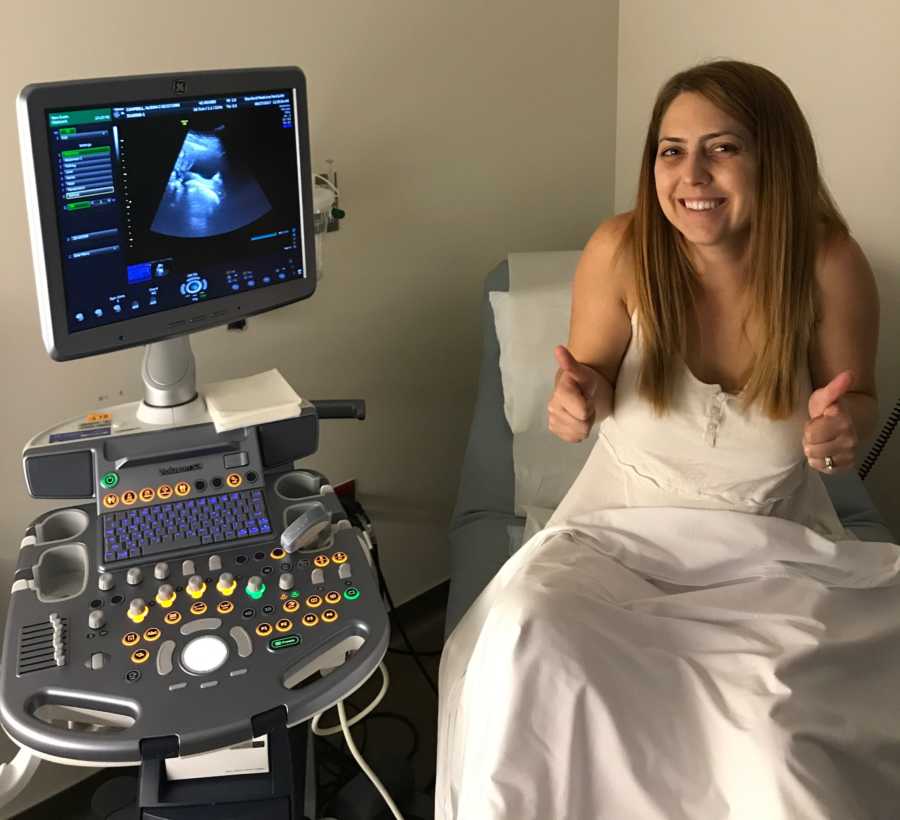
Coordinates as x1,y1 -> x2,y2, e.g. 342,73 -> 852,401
128,598 -> 147,618
98,572 -> 114,591
156,584 -> 176,605
182,559 -> 195,577
278,572 -> 295,591
187,575 -> 205,595
208,554 -> 223,572
88,609 -> 105,630
126,567 -> 143,586
154,562 -> 170,581
246,576 -> 264,594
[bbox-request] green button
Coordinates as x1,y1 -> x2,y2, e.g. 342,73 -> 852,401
290,590 -> 300,599
246,583 -> 266,601
101,472 -> 119,489
344,587 -> 360,601
269,634 -> 301,651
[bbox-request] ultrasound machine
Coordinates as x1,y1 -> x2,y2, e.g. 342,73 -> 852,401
0,67 -> 395,819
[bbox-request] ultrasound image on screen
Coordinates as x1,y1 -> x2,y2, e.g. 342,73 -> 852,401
121,102 -> 300,279
151,126 -> 272,238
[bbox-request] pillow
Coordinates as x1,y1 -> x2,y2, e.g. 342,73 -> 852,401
490,251 -> 597,516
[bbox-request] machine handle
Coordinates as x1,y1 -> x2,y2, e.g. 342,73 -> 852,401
3,614 -> 388,764
310,400 -> 366,420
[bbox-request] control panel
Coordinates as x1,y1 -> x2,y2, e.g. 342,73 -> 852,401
1,457 -> 389,766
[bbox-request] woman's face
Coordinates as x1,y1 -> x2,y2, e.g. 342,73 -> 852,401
654,92 -> 756,255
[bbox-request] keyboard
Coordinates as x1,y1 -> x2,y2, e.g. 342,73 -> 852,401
101,488 -> 272,563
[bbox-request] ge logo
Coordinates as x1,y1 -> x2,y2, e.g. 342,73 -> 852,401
173,80 -> 187,94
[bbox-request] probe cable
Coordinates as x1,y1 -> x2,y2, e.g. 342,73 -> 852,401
311,662 -> 405,820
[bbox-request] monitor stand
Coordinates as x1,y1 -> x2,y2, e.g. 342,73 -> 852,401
136,335 -> 209,428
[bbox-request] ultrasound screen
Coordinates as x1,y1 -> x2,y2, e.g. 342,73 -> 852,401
46,90 -> 305,333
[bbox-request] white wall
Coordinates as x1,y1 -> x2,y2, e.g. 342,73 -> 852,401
615,0 -> 900,536
0,0 -> 619,813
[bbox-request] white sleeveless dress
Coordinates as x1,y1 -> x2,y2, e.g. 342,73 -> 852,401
549,310 -> 850,539
435,312 -> 900,820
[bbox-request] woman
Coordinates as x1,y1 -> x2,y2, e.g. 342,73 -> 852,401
436,60 -> 899,820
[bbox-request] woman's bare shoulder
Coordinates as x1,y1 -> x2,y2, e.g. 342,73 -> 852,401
582,210 -> 638,315
812,222 -> 877,314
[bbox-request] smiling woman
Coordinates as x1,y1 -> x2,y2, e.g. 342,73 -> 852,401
622,62 -> 862,422
437,59 -> 895,820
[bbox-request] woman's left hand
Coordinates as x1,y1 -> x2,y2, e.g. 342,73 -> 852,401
804,370 -> 858,474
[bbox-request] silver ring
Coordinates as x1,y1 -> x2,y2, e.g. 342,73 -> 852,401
824,456 -> 834,473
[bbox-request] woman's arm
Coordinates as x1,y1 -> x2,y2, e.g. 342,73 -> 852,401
547,214 -> 634,442
565,215 -> 634,416
805,233 -> 880,471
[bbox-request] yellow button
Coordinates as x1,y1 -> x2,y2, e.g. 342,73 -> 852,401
127,605 -> 148,624
175,481 -> 191,497
122,632 -> 140,647
156,589 -> 176,608
275,618 -> 293,633
321,609 -> 339,624
187,581 -> 207,600
313,555 -> 330,568
331,552 -> 348,564
324,591 -> 342,605
121,490 -> 137,506
216,578 -> 237,596
301,613 -> 319,628
164,611 -> 182,625
139,487 -> 155,502
190,602 -> 208,616
305,595 -> 322,608
217,600 -> 235,615
131,648 -> 150,664
256,622 -> 273,637
103,493 -> 119,509
143,627 -> 161,642
157,484 -> 173,500
226,473 -> 242,488
283,599 -> 300,613
270,548 -> 286,560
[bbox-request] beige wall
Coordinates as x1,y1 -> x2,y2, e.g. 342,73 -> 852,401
615,0 -> 900,536
0,0 -> 619,813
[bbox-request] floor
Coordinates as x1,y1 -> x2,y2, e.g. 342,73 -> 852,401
12,583 -> 448,820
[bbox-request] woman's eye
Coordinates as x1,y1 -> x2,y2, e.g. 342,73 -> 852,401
659,144 -> 736,158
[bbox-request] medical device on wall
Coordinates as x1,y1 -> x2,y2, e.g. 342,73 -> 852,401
4,67 -> 390,819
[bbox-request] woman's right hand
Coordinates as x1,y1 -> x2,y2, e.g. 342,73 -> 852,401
548,345 -> 602,443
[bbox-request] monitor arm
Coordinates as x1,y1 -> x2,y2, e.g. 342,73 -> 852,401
136,334 -> 207,426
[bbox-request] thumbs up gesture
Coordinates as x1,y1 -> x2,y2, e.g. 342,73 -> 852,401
547,345 -> 603,443
804,370 -> 858,474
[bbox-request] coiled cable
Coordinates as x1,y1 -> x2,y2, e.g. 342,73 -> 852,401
859,396 -> 900,481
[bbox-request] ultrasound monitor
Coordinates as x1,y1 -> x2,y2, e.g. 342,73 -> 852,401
17,67 -> 316,363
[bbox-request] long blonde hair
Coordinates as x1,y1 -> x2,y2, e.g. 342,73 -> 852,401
621,59 -> 849,419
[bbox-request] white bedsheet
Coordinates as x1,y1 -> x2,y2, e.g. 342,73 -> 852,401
436,506 -> 900,819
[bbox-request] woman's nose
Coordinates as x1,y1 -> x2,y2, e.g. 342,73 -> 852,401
682,151 -> 712,185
